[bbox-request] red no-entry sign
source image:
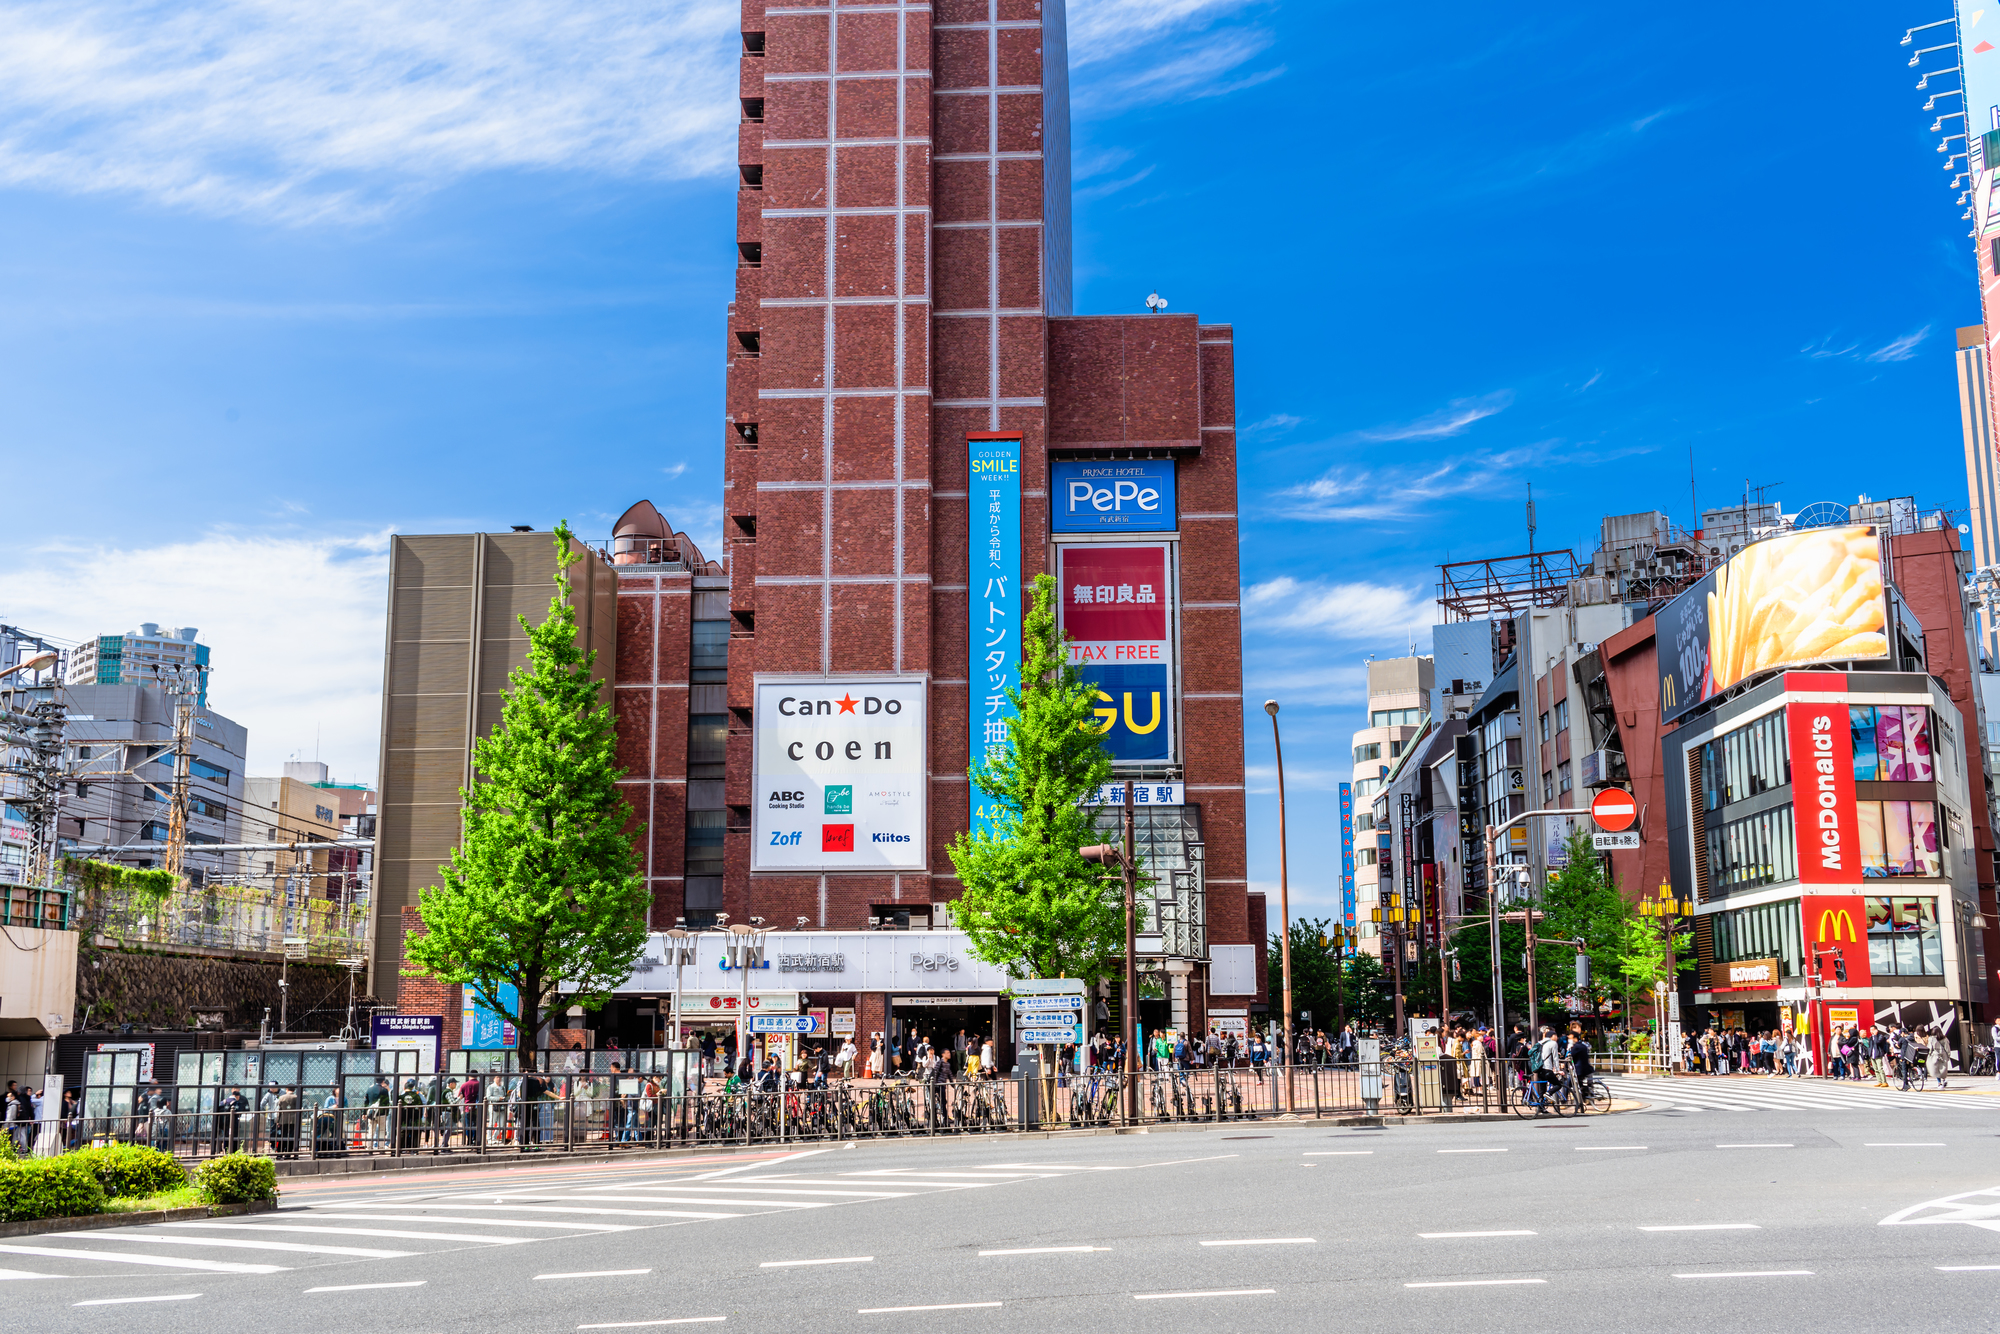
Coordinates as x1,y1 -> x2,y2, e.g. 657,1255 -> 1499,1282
1591,789 -> 1637,832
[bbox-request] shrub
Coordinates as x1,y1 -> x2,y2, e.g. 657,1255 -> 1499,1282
73,1144 -> 188,1199
0,1157 -> 106,1223
196,1153 -> 277,1205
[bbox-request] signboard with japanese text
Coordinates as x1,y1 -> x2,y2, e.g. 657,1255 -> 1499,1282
371,1014 -> 442,1073
1049,459 -> 1176,533
751,679 -> 925,872
1080,781 -> 1184,806
1056,543 -> 1175,762
461,983 -> 518,1050
969,434 -> 1023,836
1340,782 -> 1355,927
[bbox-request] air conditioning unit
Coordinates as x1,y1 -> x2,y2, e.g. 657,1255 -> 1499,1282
1579,749 -> 1628,788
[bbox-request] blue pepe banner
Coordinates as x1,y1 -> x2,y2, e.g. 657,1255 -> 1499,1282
969,435 -> 1023,838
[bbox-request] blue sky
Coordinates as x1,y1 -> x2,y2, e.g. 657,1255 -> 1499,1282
0,1 -> 1975,918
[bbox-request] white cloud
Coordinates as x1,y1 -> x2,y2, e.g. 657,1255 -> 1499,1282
0,0 -> 740,222
1276,444 -> 1536,523
1353,390 -> 1514,443
1068,0 -> 1279,107
1243,577 -> 1438,641
1865,326 -> 1931,363
1068,0 -> 1264,66
1,530 -> 391,783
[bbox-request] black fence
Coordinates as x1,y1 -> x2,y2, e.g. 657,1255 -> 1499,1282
18,1053 -> 1618,1165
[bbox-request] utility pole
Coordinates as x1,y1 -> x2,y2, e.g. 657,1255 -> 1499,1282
1264,702 -> 1293,1112
161,660 -> 203,887
1121,780 -> 1138,1120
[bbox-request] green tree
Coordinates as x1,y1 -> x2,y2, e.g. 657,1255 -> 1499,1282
404,524 -> 650,1067
1343,951 -> 1392,1028
1271,918 -> 1343,1030
1534,829 -> 1632,1034
946,573 -> 1125,985
1616,910 -> 1693,1032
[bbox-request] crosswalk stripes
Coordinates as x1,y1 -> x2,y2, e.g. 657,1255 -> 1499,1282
1602,1075 -> 1989,1112
0,1153 -> 1093,1292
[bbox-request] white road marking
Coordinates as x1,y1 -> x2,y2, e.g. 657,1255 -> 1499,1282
1715,1144 -> 1793,1149
857,1303 -> 1002,1313
1438,1148 -> 1507,1154
463,1193 -> 830,1210
538,1269 -> 652,1280
579,1320 -> 726,1329
0,1244 -> 283,1274
1134,1288 -> 1275,1300
1937,1265 -> 2000,1271
1640,1224 -> 1760,1232
1406,1279 -> 1547,1288
1673,1270 -> 1812,1279
1575,1146 -> 1648,1151
159,1222 -> 527,1245
306,1281 -> 427,1292
0,1268 -> 55,1280
1198,1238 -> 1315,1247
75,1293 -> 203,1305
978,1246 -> 1108,1255
1419,1231 -> 1536,1238
760,1256 -> 873,1268
1305,1151 -> 1373,1156
59,1234 -> 408,1259
332,1203 -> 739,1220
1865,1143 -> 1945,1147
315,1214 -> 637,1232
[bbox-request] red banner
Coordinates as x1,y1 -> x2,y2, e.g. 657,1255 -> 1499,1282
1059,546 -> 1169,643
1799,893 -> 1871,989
1788,699 -> 1859,885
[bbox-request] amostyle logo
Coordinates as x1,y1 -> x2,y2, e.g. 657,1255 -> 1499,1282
1786,700 -> 1859,884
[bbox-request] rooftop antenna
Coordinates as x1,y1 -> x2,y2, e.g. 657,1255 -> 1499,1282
1145,292 -> 1168,314
1526,482 -> 1537,556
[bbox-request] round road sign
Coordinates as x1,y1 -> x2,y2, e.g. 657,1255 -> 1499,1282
1591,789 -> 1637,832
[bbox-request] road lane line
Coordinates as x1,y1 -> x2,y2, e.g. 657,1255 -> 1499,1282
538,1269 -> 653,1280
306,1282 -> 427,1292
1673,1270 -> 1812,1279
578,1320 -> 726,1329
1865,1143 -> 1945,1147
857,1303 -> 1002,1313
1198,1238 -> 1315,1247
0,1268 -> 55,1280
1575,1146 -> 1648,1151
978,1247 -> 1107,1255
58,1234 -> 408,1259
1715,1144 -> 1792,1149
760,1256 -> 873,1268
1438,1149 -> 1507,1154
0,1244 -> 283,1274
1639,1224 -> 1760,1232
75,1294 -> 203,1305
1419,1231 -> 1536,1238
1134,1288 -> 1275,1300
314,1214 -> 637,1232
1305,1151 -> 1373,1156
158,1222 -> 527,1245
1406,1279 -> 1547,1288
1937,1265 -> 2000,1271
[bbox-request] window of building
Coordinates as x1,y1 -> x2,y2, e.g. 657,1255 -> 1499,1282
1370,707 -> 1421,728
685,810 -> 725,876
190,757 -> 230,784
1712,897 -> 1804,975
1698,710 -> 1789,813
1856,800 -> 1944,877
1389,739 -> 1405,758
1542,772 -> 1554,805
1557,760 -> 1574,795
1353,743 -> 1381,762
1866,896 -> 1943,976
1090,805 -> 1202,876
687,714 -> 728,777
1850,706 -> 1935,781
690,620 -> 730,683
1554,698 -> 1570,733
1539,711 -> 1550,743
1360,848 -> 1378,866
1354,777 -> 1381,798
1704,805 -> 1797,893
1354,812 -> 1376,831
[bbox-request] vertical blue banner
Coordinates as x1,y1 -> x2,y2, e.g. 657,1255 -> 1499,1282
968,434 -> 1023,838
1339,782 -> 1356,933
461,982 -> 519,1050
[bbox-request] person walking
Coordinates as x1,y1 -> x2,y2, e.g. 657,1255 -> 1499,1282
1926,1027 -> 1950,1088
837,1037 -> 857,1081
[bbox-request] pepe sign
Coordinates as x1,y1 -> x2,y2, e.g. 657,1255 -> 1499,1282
753,679 -> 926,872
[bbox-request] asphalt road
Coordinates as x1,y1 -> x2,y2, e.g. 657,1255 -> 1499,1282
9,1080 -> 2000,1332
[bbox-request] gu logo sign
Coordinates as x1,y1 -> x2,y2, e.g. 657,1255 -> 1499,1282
1787,701 -> 1858,884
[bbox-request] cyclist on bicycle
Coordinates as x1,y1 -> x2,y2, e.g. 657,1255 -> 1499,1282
1566,1025 -> 1594,1111
1531,1027 -> 1561,1109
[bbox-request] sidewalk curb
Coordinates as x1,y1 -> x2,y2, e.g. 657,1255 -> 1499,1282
0,1197 -> 276,1240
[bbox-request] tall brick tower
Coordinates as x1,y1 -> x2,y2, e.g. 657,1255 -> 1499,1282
722,0 -> 1256,1042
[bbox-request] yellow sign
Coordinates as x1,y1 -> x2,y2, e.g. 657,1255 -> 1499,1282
1816,908 -> 1858,942
1828,1005 -> 1859,1027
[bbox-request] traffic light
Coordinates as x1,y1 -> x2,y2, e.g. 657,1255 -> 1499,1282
1834,955 -> 1847,984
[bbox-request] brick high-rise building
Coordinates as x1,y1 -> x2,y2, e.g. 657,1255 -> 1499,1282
717,0 -> 1254,1045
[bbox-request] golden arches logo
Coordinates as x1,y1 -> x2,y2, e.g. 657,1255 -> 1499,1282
1816,909 -> 1857,943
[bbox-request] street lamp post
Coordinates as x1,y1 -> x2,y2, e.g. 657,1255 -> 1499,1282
1264,700 -> 1293,1114
665,921 -> 698,1053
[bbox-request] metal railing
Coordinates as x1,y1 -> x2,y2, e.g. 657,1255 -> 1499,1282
0,880 -> 71,929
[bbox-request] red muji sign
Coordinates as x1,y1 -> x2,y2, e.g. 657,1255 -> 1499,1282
1788,700 -> 1859,884
1590,789 -> 1637,832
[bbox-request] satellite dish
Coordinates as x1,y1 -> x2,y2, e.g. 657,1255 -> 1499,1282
1792,501 -> 1850,530
1145,292 -> 1168,313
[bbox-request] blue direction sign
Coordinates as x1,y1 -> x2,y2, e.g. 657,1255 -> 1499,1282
750,1015 -> 818,1034
1018,1024 -> 1084,1044
1012,994 -> 1083,1012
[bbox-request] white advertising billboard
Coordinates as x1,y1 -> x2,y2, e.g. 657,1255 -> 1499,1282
752,678 -> 926,872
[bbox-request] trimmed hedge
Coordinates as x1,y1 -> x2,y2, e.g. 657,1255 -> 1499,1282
73,1144 -> 188,1199
197,1153 -> 277,1205
0,1157 -> 107,1223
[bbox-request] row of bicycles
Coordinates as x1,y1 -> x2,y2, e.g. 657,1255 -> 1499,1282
691,1076 -> 1017,1141
1063,1068 -> 1254,1125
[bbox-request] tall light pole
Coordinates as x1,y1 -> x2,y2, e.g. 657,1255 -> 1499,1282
1080,780 -> 1140,1122
1265,700 -> 1293,1112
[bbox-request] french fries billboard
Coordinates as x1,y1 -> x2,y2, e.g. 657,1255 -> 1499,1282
1659,525 -> 1887,723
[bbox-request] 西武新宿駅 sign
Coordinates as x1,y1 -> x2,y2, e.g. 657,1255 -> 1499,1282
1050,460 -> 1176,533
751,680 -> 925,872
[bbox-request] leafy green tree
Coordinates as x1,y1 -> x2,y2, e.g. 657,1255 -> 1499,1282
404,524 -> 650,1067
1617,910 -> 1693,1032
1344,950 -> 1392,1029
1533,829 -> 1632,1034
1271,918 -> 1342,1030
946,573 -> 1125,985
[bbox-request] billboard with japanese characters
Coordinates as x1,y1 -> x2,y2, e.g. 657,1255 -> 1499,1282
1056,543 -> 1176,762
968,434 -> 1022,836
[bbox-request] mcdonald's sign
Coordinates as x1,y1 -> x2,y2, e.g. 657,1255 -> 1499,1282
1788,701 -> 1860,885
1799,894 -> 1871,989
